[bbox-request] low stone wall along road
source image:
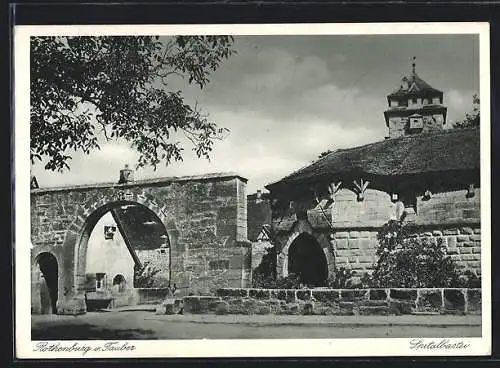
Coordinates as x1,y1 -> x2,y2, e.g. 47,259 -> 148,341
32,311 -> 481,340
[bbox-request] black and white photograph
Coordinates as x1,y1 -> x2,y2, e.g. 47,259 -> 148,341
14,23 -> 491,358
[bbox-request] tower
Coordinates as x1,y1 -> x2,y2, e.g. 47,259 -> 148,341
384,57 -> 448,138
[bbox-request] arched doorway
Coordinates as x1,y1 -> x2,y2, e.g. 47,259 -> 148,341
112,274 -> 126,292
288,233 -> 328,287
76,201 -> 173,299
35,252 -> 59,314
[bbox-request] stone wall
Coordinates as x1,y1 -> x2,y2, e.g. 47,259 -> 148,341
30,173 -> 251,314
273,187 -> 481,279
181,287 -> 482,316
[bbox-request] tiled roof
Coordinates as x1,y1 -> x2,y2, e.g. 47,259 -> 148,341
389,72 -> 442,97
266,128 -> 479,191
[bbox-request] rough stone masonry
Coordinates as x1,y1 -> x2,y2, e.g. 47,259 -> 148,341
31,172 -> 251,315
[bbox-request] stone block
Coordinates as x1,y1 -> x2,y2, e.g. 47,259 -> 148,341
432,230 -> 443,236
447,247 -> 459,255
359,305 -> 391,316
351,263 -> 365,271
301,302 -> 315,315
472,247 -> 481,254
359,300 -> 388,307
228,298 -> 257,315
216,288 -> 248,298
215,301 -> 229,315
249,289 -> 270,300
447,236 -> 457,248
284,303 -> 300,315
271,289 -> 296,303
349,231 -> 360,238
467,261 -> 481,269
416,289 -> 443,312
340,289 -> 368,302
348,239 -> 360,249
155,304 -> 167,315
457,235 -> 469,243
157,298 -> 183,315
470,235 -> 481,242
339,301 -> 356,315
296,289 -> 312,301
335,232 -> 349,239
335,257 -> 349,264
473,228 -> 481,234
359,239 -> 372,250
443,229 -> 460,235
369,289 -> 388,301
389,300 -> 415,315
312,289 -> 340,304
461,227 -> 474,235
183,296 -> 220,314
459,249 -> 473,257
443,289 -> 466,313
389,289 -> 417,301
256,305 -> 271,315
357,255 -> 374,263
462,242 -> 475,248
315,306 -> 338,315
467,289 -> 481,314
336,239 -> 349,250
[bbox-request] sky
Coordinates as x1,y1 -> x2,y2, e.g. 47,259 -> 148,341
31,34 -> 480,194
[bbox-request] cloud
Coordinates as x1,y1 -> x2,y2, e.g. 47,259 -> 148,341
31,35 -> 479,196
444,89 -> 477,126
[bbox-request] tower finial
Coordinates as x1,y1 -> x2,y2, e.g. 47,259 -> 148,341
411,56 -> 416,74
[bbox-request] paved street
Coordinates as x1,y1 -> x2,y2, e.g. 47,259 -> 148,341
31,311 -> 482,340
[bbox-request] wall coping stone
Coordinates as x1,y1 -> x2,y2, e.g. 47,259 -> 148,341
31,172 -> 248,193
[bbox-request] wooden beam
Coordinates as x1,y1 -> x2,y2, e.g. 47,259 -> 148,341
110,208 -> 143,269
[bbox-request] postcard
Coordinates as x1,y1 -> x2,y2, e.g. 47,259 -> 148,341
14,22 -> 491,358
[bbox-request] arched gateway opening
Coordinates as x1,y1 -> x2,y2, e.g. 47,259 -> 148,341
35,252 -> 59,314
288,233 -> 328,287
75,200 -> 173,309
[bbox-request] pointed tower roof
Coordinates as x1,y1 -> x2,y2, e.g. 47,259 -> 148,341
389,57 -> 442,97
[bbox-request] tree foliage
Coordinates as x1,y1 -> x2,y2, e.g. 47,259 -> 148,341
371,220 -> 460,288
31,36 -> 235,171
454,94 -> 480,129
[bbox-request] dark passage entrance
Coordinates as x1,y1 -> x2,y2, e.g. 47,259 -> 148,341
37,252 -> 59,314
288,233 -> 328,287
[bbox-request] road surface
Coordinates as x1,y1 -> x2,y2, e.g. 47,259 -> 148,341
31,311 -> 482,340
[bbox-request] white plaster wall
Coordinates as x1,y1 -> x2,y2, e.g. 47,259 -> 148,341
85,211 -> 135,290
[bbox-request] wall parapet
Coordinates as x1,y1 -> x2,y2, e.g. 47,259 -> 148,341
182,287 -> 483,316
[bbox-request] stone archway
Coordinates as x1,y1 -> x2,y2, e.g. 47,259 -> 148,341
59,192 -> 178,314
278,218 -> 335,282
33,252 -> 59,314
287,233 -> 328,287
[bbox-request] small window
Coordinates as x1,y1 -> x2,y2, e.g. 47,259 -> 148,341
104,225 -> 116,240
96,273 -> 106,291
411,98 -> 418,104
